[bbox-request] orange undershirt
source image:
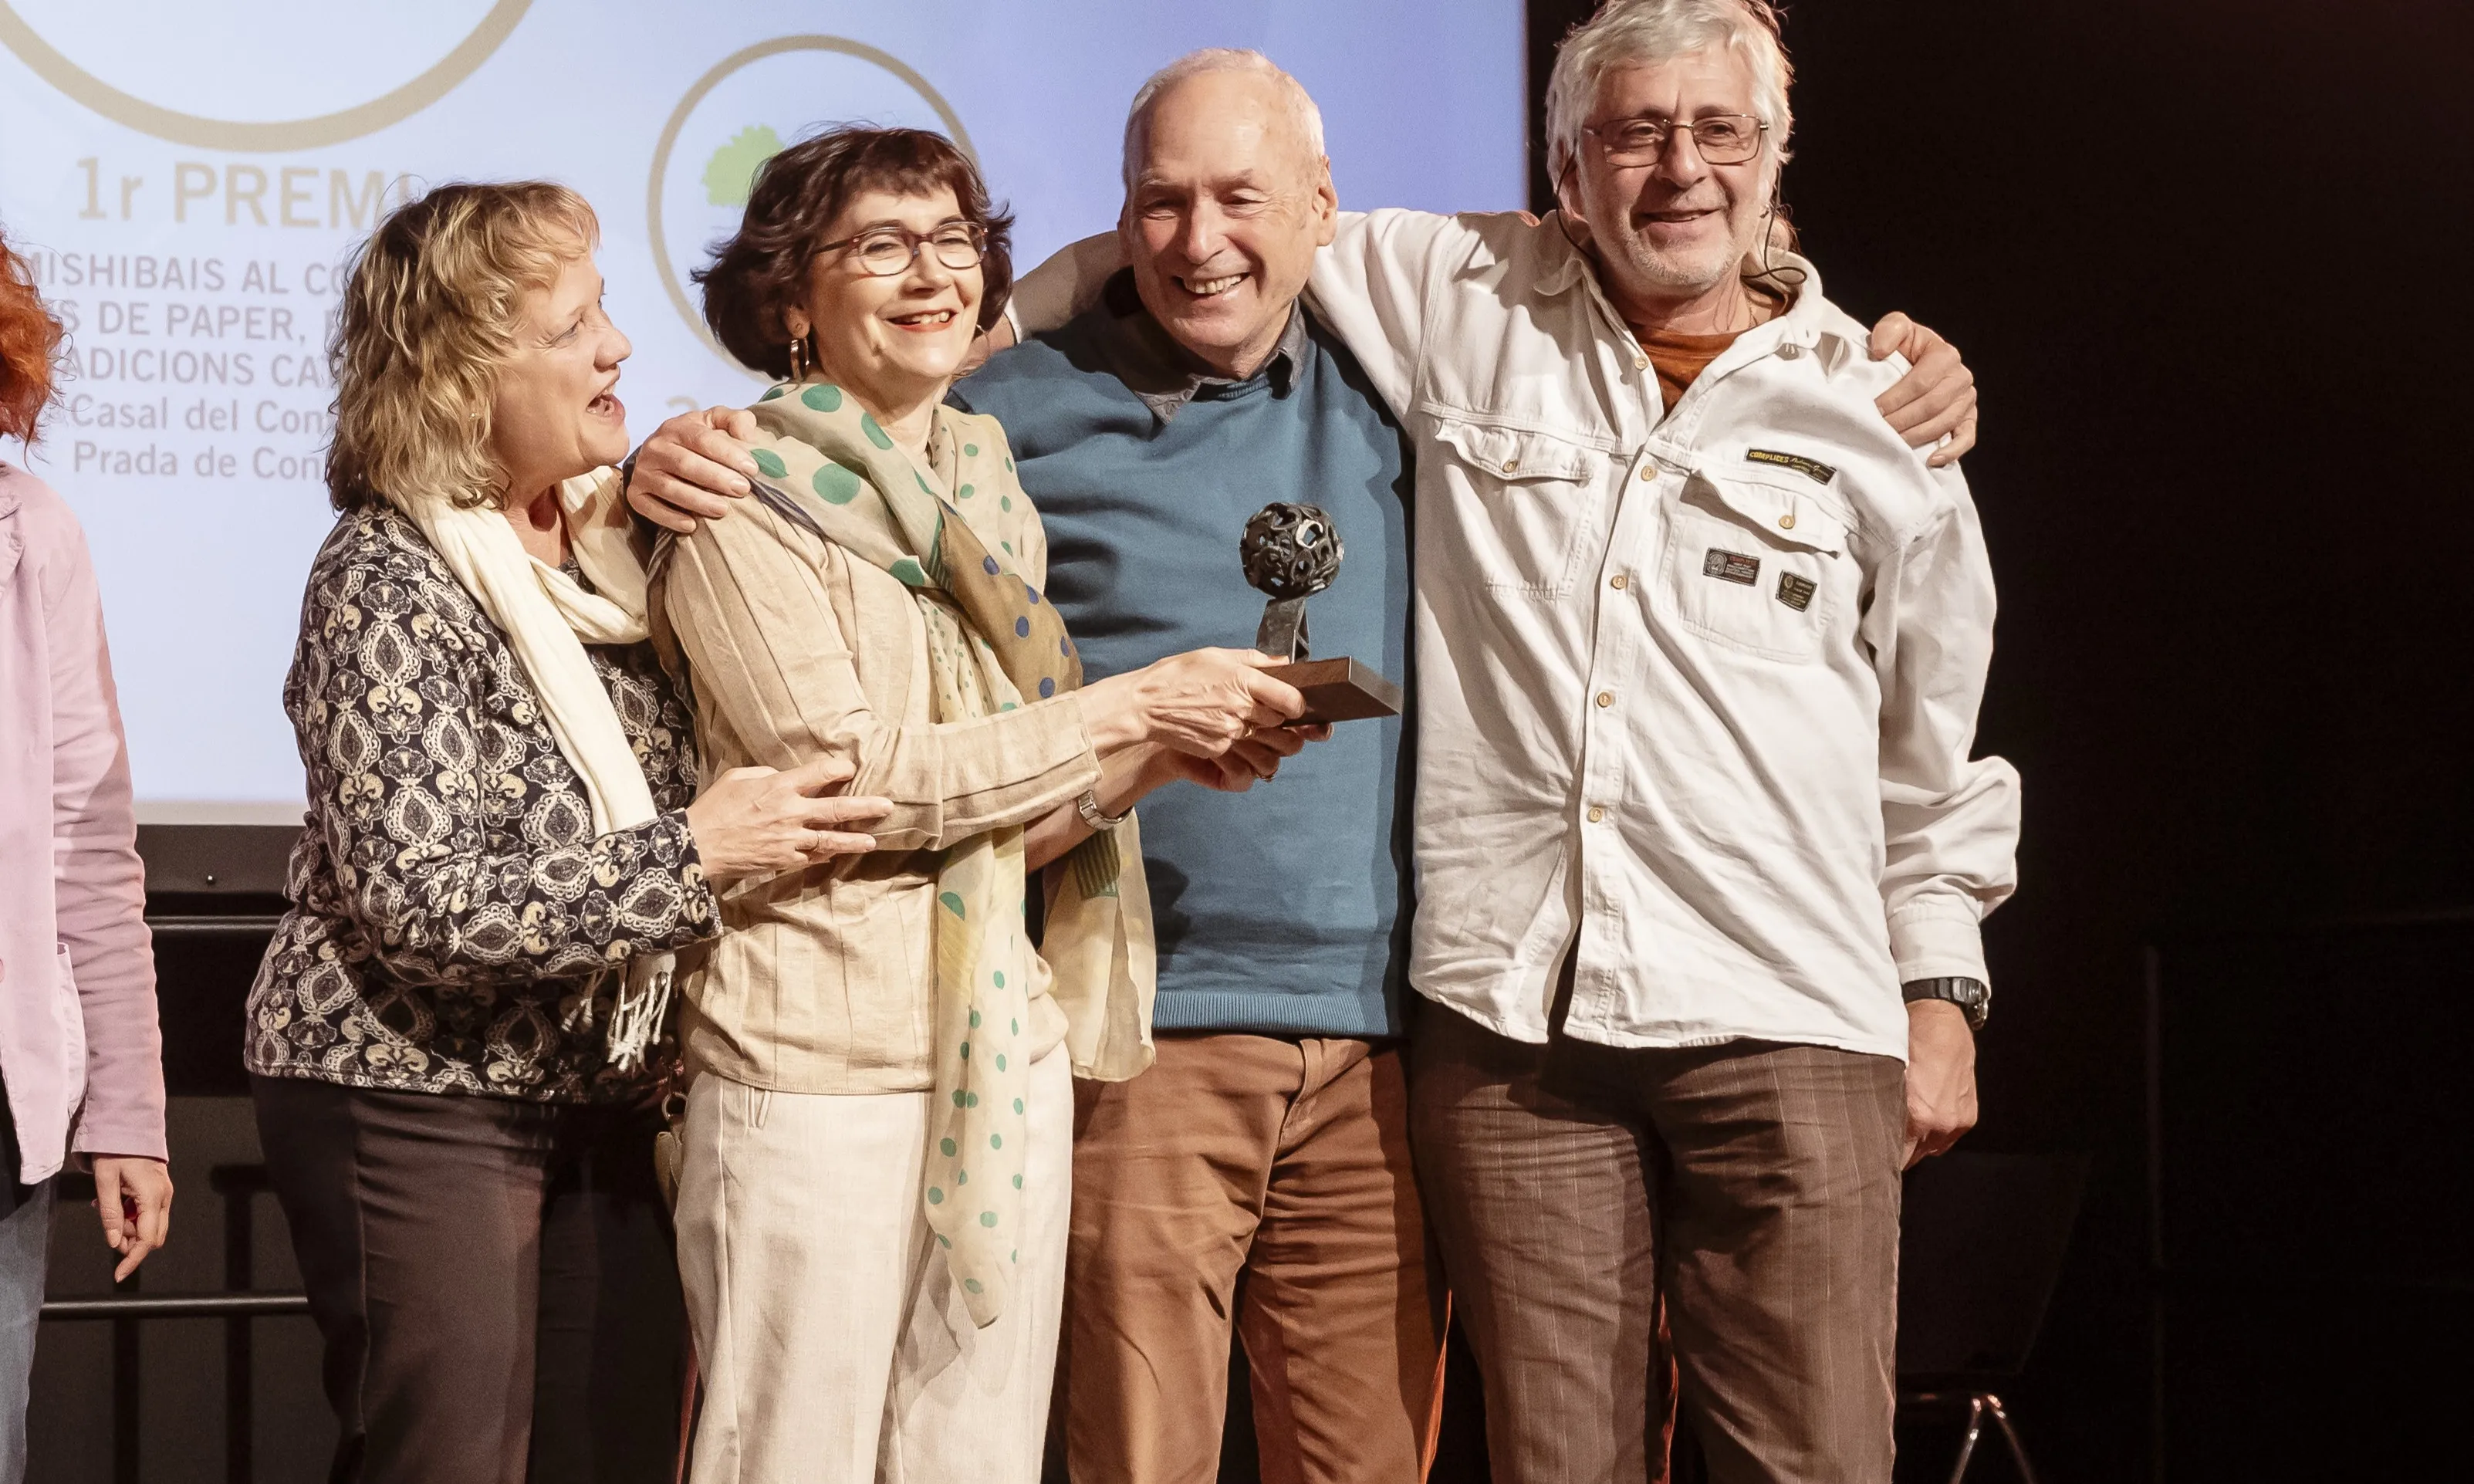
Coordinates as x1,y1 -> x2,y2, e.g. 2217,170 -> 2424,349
1635,326 -> 1745,413
1627,284 -> 1791,411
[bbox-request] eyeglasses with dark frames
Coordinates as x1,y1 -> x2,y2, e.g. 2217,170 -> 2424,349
816,221 -> 989,278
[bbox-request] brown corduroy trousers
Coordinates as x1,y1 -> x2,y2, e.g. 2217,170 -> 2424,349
1056,1032 -> 1445,1484
1408,1002 -> 1906,1484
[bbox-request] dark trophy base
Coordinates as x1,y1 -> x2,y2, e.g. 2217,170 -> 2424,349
1265,657 -> 1404,724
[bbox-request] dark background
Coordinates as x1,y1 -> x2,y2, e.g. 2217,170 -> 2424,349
1510,0 -> 2474,1479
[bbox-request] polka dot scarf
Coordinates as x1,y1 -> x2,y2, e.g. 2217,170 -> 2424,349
742,380 -> 1154,1327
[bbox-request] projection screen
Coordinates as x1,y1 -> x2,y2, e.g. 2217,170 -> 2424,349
0,0 -> 1522,820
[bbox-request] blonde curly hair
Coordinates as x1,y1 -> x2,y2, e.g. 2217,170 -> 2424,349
325,181 -> 598,512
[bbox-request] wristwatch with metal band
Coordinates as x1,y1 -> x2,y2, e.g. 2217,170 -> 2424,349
1075,789 -> 1129,833
1901,976 -> 1989,1032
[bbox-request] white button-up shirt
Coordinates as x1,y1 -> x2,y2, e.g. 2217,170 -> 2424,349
1304,211 -> 2019,1060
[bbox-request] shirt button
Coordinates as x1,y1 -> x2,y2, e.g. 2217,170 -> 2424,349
1586,806 -> 1607,823
1638,464 -> 1655,482
1779,511 -> 1797,529
1596,691 -> 1614,708
1609,573 -> 1628,590
1633,353 -> 1650,371
1501,458 -> 1519,474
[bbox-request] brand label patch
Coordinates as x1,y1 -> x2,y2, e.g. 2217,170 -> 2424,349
1746,448 -> 1838,485
1703,549 -> 1761,586
1776,571 -> 1817,612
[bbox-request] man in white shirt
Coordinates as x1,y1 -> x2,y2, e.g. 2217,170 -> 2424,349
1287,2 -> 2021,1479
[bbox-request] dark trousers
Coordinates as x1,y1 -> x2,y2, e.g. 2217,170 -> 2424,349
1409,1002 -> 1906,1484
252,1077 -> 684,1484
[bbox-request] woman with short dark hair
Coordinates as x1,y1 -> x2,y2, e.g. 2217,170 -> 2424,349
245,180 -> 889,1483
650,127 -> 1310,1479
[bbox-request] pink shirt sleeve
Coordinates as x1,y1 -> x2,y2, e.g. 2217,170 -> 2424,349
44,506 -> 167,1163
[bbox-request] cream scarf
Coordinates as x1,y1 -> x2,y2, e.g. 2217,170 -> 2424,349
383,468 -> 674,1070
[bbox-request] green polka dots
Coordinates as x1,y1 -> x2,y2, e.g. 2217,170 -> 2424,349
760,384 -> 786,401
813,460 -> 862,504
744,373 -> 1080,1324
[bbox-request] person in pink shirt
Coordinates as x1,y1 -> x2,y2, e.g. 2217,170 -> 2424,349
0,221 -> 174,1481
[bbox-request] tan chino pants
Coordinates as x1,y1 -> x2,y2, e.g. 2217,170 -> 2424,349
1058,1033 -> 1445,1483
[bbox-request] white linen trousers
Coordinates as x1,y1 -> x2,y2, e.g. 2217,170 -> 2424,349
674,1046 -> 1070,1482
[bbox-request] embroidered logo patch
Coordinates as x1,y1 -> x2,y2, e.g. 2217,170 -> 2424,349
1703,549 -> 1760,586
1776,572 -> 1817,611
1746,448 -> 1838,485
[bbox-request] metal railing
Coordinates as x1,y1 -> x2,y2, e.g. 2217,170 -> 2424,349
40,1162 -> 309,1484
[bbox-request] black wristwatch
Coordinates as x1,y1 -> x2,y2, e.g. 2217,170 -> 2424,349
1901,976 -> 1989,1033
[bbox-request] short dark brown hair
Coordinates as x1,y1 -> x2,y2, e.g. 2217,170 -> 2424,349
697,127 -> 1013,380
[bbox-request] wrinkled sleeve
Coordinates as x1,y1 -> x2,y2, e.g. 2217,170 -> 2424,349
1303,208 -> 1466,421
44,514 -> 166,1162
660,495 -> 1100,854
1867,465 -> 2022,986
294,566 -> 716,989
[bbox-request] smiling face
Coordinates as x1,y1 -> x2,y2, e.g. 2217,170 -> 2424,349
789,185 -> 983,411
1120,68 -> 1337,378
1561,48 -> 1776,326
486,249 -> 630,501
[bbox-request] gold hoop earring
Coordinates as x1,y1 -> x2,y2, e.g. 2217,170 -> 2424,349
787,333 -> 808,381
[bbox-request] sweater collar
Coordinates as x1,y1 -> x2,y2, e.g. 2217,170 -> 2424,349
1086,269 -> 1310,423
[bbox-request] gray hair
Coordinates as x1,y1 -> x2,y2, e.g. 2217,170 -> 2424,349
1543,0 -> 1795,182
1121,49 -> 1327,192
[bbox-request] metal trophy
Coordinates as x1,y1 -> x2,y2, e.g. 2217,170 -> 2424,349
1240,502 -> 1403,723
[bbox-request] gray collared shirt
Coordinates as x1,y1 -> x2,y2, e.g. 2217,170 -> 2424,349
1080,269 -> 1311,423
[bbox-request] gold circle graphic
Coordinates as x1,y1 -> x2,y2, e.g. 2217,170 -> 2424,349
0,0 -> 531,152
646,35 -> 974,367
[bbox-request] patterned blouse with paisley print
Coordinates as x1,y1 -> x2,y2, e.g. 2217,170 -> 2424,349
245,505 -> 720,1102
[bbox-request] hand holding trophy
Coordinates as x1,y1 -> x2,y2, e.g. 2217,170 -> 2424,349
1240,502 -> 1403,723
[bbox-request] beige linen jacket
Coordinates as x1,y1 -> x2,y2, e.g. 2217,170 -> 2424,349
652,414 -> 1100,1094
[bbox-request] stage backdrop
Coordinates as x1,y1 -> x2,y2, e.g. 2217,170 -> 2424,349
0,0 -> 1521,820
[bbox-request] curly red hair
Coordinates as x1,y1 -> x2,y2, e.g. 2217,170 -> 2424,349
0,221 -> 63,441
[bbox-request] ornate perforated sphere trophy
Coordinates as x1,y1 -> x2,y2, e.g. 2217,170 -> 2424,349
1239,502 -> 1403,722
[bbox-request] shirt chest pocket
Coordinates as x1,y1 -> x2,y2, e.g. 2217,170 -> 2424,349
1428,416 -> 1607,597
1658,473 -> 1850,663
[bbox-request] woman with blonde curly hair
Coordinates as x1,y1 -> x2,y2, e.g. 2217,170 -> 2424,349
0,221 -> 174,1483
245,181 -> 890,1483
